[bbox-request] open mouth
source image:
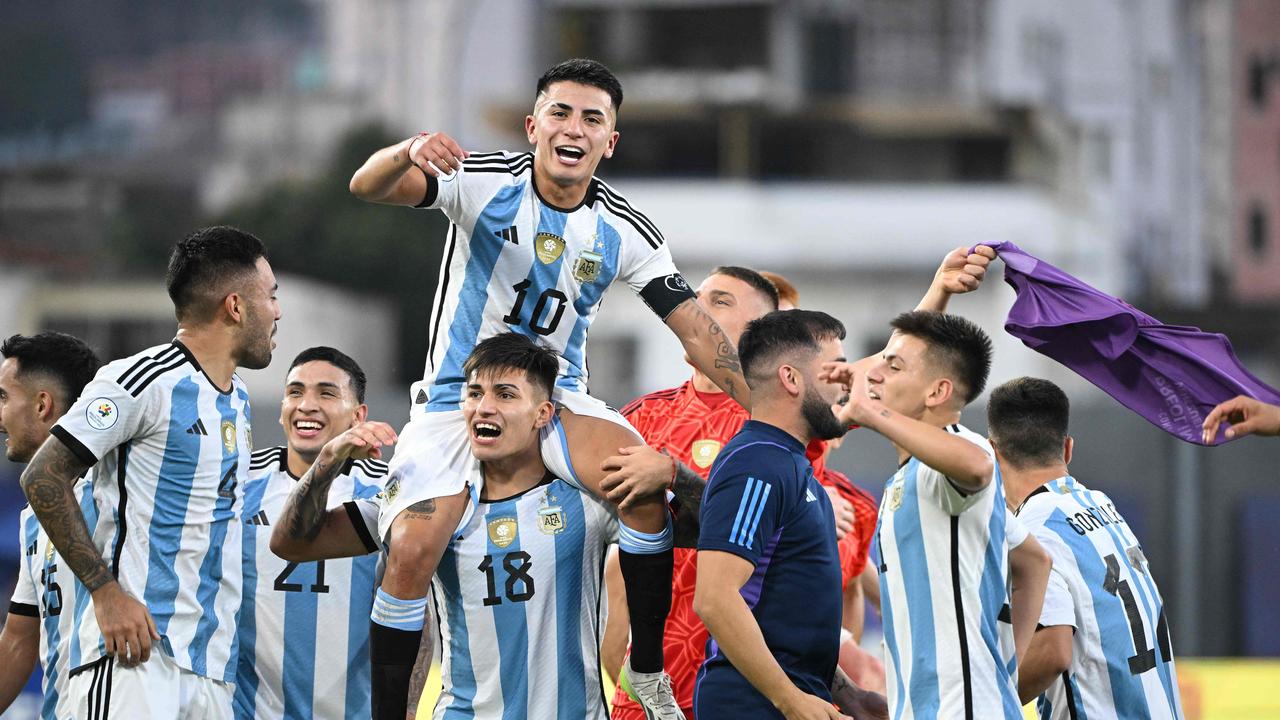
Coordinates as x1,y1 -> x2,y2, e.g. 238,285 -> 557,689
472,422 -> 502,442
867,389 -> 881,401
293,419 -> 325,439
554,145 -> 585,164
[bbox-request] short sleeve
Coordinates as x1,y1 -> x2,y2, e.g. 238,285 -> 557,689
420,153 -> 524,226
343,499 -> 381,555
1005,509 -> 1030,548
1038,565 -> 1076,629
51,374 -> 153,466
10,527 -> 37,610
917,463 -> 992,516
698,464 -> 782,566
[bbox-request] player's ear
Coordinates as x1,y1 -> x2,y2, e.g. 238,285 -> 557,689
777,364 -> 802,397
602,130 -> 620,159
1063,436 -> 1074,465
525,114 -> 537,145
33,389 -> 56,424
925,377 -> 953,409
223,292 -> 244,325
353,404 -> 369,424
533,399 -> 555,429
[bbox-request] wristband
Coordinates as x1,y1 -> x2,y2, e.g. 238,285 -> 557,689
667,453 -> 679,490
406,132 -> 431,167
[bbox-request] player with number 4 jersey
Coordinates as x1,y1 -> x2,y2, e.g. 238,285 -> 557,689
990,378 -> 1183,720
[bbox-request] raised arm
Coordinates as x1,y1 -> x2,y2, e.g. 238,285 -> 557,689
665,299 -> 751,409
914,245 -> 996,313
272,421 -> 398,561
349,132 -> 469,206
21,437 -> 159,666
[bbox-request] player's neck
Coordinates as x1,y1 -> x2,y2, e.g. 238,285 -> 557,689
174,327 -> 237,390
479,446 -> 548,499
286,447 -> 319,480
749,401 -> 812,447
533,168 -> 591,210
690,370 -> 721,394
1002,464 -> 1070,509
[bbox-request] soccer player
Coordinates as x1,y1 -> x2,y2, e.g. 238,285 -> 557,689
0,332 -> 100,718
822,311 -> 1052,720
349,58 -> 746,717
19,226 -> 279,717
276,332 -> 624,718
988,377 -> 1184,719
234,346 -> 388,719
692,309 -> 854,719
1202,395 -> 1280,442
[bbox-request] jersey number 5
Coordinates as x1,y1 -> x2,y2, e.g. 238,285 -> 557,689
40,563 -> 63,618
478,551 -> 535,606
1103,552 -> 1172,675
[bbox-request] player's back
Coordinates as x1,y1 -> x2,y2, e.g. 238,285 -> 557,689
10,481 -> 96,719
414,152 -> 680,412
875,424 -> 1022,720
51,340 -> 250,682
1018,476 -> 1183,720
234,447 -> 386,720
431,476 -> 617,719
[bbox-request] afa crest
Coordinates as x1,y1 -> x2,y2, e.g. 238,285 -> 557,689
488,517 -> 518,548
572,250 -> 603,283
538,506 -> 566,535
535,232 -> 565,264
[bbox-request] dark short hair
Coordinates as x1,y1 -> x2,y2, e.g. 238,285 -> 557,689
889,310 -> 992,404
1,332 -> 101,407
987,377 -> 1070,469
463,333 -> 559,400
739,310 -> 846,387
165,226 -> 268,322
536,58 -> 623,112
711,266 -> 780,311
289,346 -> 368,404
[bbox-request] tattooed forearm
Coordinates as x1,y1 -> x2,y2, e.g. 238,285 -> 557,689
671,300 -> 750,408
20,439 -> 110,591
281,453 -> 343,541
672,462 -> 706,548
405,621 -> 435,719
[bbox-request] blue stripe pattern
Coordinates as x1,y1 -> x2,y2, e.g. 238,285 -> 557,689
30,516 -> 60,720
516,206 -> 569,343
1047,506 -> 1150,716
282,561 -> 321,717
69,485 -> 98,671
552,482 -> 588,719
976,468 -> 1021,719
1067,673 -> 1090,720
896,460 -> 941,717
344,553 -> 378,719
559,215 -> 621,390
730,477 -> 772,548
233,474 -> 270,719
439,546 -> 477,718
188,390 -> 240,676
429,184 -> 527,411
143,378 -> 202,642
485,500 -> 529,719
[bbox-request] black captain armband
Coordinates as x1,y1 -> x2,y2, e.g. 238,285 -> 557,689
639,273 -> 696,321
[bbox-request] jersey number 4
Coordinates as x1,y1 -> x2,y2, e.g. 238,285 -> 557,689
478,551 -> 535,606
1103,551 -> 1172,675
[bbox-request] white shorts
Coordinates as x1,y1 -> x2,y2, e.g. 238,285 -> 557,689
377,385 -> 638,542
64,651 -> 233,720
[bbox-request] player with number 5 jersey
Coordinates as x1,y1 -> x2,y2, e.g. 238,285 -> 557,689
990,378 -> 1183,720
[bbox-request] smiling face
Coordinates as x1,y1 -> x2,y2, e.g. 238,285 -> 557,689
525,81 -> 619,197
279,360 -> 365,459
463,367 -> 554,464
865,332 -> 939,420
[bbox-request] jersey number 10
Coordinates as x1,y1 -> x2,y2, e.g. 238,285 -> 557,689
503,280 -> 568,336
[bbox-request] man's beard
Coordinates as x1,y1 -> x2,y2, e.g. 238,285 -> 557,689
239,312 -> 274,370
802,385 -> 846,441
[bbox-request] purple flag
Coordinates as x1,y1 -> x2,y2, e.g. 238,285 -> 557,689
981,241 -> 1280,445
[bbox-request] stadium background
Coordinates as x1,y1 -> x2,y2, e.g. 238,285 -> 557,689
0,1 -> 1277,717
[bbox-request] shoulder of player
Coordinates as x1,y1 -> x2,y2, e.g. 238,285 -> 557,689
460,150 -> 533,177
619,384 -> 686,419
97,342 -> 193,398
946,423 -> 995,456
711,438 -> 799,479
342,456 -> 390,481
248,446 -> 288,476
589,178 -> 665,250
1016,486 -> 1075,528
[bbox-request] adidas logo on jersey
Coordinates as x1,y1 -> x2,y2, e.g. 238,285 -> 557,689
415,389 -> 428,405
245,510 -> 270,526
806,488 -> 817,502
494,226 -> 519,244
186,419 -> 209,435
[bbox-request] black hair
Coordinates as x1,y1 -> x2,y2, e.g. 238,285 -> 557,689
710,266 -> 780,311
1,332 -> 101,407
289,346 -> 368,404
888,310 -> 992,404
463,332 -> 559,400
987,377 -> 1070,469
165,225 -> 269,322
536,58 -> 624,112
738,310 -> 846,387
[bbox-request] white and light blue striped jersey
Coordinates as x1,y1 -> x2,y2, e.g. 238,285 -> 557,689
1018,476 -> 1183,720
50,340 -> 250,683
875,424 -> 1028,720
432,475 -> 617,719
234,446 -> 386,720
8,481 -> 96,720
415,152 -> 682,412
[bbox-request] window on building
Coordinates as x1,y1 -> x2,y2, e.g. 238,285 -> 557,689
1248,203 -> 1269,258
1249,56 -> 1269,110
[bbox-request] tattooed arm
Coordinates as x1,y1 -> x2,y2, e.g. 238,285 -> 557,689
404,615 -> 435,719
830,666 -> 888,720
672,462 -> 706,548
664,298 -> 751,410
21,437 -> 159,666
271,421 -> 400,562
